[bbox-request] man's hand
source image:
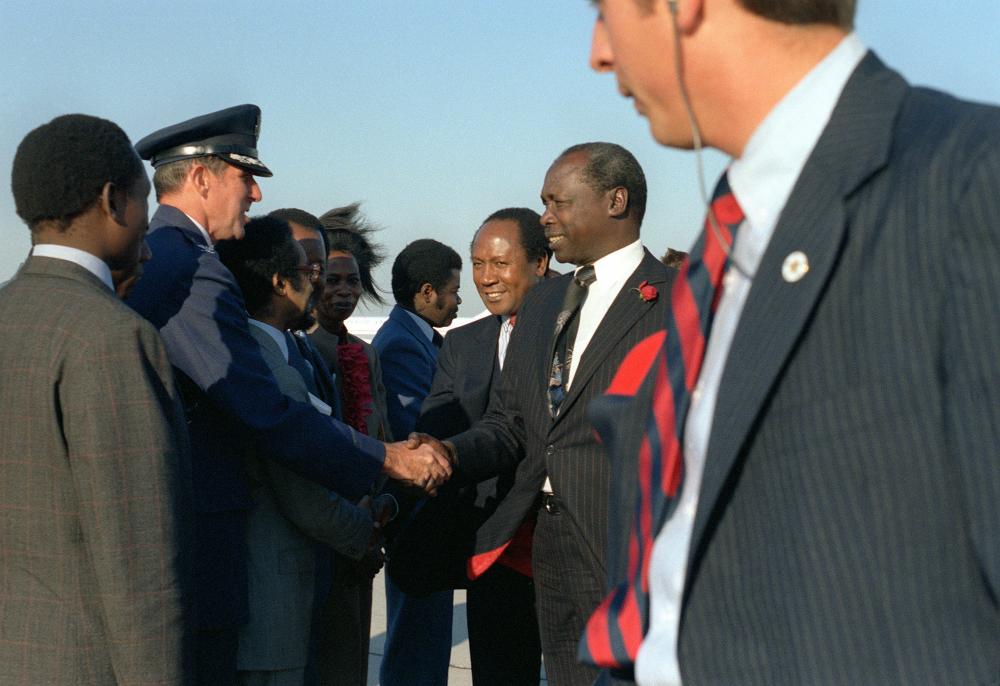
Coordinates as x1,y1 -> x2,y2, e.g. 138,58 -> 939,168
405,432 -> 457,465
382,438 -> 452,494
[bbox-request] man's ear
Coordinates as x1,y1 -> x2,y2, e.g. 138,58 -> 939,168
419,282 -> 435,303
534,254 -> 549,278
272,273 -> 287,296
608,186 -> 629,218
673,0 -> 703,34
100,181 -> 131,227
189,163 -> 211,198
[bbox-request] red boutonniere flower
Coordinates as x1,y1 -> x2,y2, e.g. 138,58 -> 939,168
633,280 -> 658,302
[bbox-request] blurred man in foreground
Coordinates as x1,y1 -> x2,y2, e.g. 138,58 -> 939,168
584,0 -> 1000,683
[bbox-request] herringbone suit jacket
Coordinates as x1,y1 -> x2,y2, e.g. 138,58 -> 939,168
450,250 -> 672,585
595,53 -> 1000,684
0,256 -> 195,685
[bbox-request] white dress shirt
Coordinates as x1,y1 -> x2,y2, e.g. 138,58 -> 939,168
497,315 -> 514,370
567,238 -> 645,389
634,34 -> 867,686
31,244 -> 114,292
543,238 -> 645,493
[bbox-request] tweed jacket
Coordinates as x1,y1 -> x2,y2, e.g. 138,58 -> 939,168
0,256 -> 194,685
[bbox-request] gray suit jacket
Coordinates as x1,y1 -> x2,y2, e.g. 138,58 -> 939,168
597,53 -> 1000,684
237,326 -> 373,671
0,256 -> 194,685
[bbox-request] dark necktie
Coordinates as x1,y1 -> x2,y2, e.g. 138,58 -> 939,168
285,331 -> 319,396
287,331 -> 343,421
581,172 -> 745,669
432,330 -> 444,349
547,264 -> 596,416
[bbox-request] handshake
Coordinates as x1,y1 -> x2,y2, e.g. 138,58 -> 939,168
381,432 -> 455,495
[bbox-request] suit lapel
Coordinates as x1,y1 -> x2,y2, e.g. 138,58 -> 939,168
391,305 -> 438,360
688,54 -> 909,567
471,316 -> 501,400
556,250 -> 667,421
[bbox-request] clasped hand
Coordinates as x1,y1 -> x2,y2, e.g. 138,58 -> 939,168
381,433 -> 454,495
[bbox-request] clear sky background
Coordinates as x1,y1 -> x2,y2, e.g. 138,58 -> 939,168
2,1 -> 999,314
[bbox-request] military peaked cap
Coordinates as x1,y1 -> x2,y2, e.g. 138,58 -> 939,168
135,104 -> 273,177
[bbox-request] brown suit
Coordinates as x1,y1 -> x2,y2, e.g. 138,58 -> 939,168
0,256 -> 194,685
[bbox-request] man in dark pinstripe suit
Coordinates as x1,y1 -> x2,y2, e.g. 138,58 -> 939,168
422,143 -> 675,685
586,0 -> 1000,684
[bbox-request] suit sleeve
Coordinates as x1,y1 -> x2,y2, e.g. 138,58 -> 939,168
942,137 -> 1000,598
448,311 -> 537,484
61,318 -> 193,685
256,362 -> 374,561
376,334 -> 437,440
368,347 -> 394,442
156,251 -> 383,499
416,331 -> 472,438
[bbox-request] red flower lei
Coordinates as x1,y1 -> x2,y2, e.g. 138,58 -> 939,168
337,332 -> 374,434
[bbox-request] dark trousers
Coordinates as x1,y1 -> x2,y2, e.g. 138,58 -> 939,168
379,576 -> 453,686
532,497 -> 603,686
196,627 -> 239,686
467,563 -> 542,686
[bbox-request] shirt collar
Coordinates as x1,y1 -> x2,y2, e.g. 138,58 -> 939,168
728,33 -> 866,240
31,244 -> 114,292
248,319 -> 289,362
403,308 -> 436,342
182,211 -> 214,247
579,238 -> 645,286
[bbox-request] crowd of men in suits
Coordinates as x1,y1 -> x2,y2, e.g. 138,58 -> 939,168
2,0 -> 998,684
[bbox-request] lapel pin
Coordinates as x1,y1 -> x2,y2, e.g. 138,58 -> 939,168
781,251 -> 809,283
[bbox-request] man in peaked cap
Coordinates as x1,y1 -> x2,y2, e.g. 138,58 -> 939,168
126,104 -> 453,686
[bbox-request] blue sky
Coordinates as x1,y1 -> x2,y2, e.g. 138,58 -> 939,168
2,1 -> 999,313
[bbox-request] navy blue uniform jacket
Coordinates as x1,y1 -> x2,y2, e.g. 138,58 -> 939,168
128,205 -> 384,627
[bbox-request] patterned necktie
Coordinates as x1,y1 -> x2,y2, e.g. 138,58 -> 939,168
581,172 -> 744,670
548,264 -> 596,416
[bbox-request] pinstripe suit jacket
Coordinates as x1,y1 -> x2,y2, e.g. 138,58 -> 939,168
596,53 -> 1000,684
238,326 -> 372,671
0,256 -> 195,685
450,250 -> 673,585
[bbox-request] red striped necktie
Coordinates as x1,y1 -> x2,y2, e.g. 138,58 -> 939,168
580,171 -> 745,671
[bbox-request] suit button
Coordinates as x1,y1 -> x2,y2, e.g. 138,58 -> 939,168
545,445 -> 554,456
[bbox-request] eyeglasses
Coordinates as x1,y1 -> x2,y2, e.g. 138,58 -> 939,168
294,264 -> 324,284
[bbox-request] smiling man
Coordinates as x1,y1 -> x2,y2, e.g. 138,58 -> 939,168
126,106 -> 452,685
404,208 -> 550,685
